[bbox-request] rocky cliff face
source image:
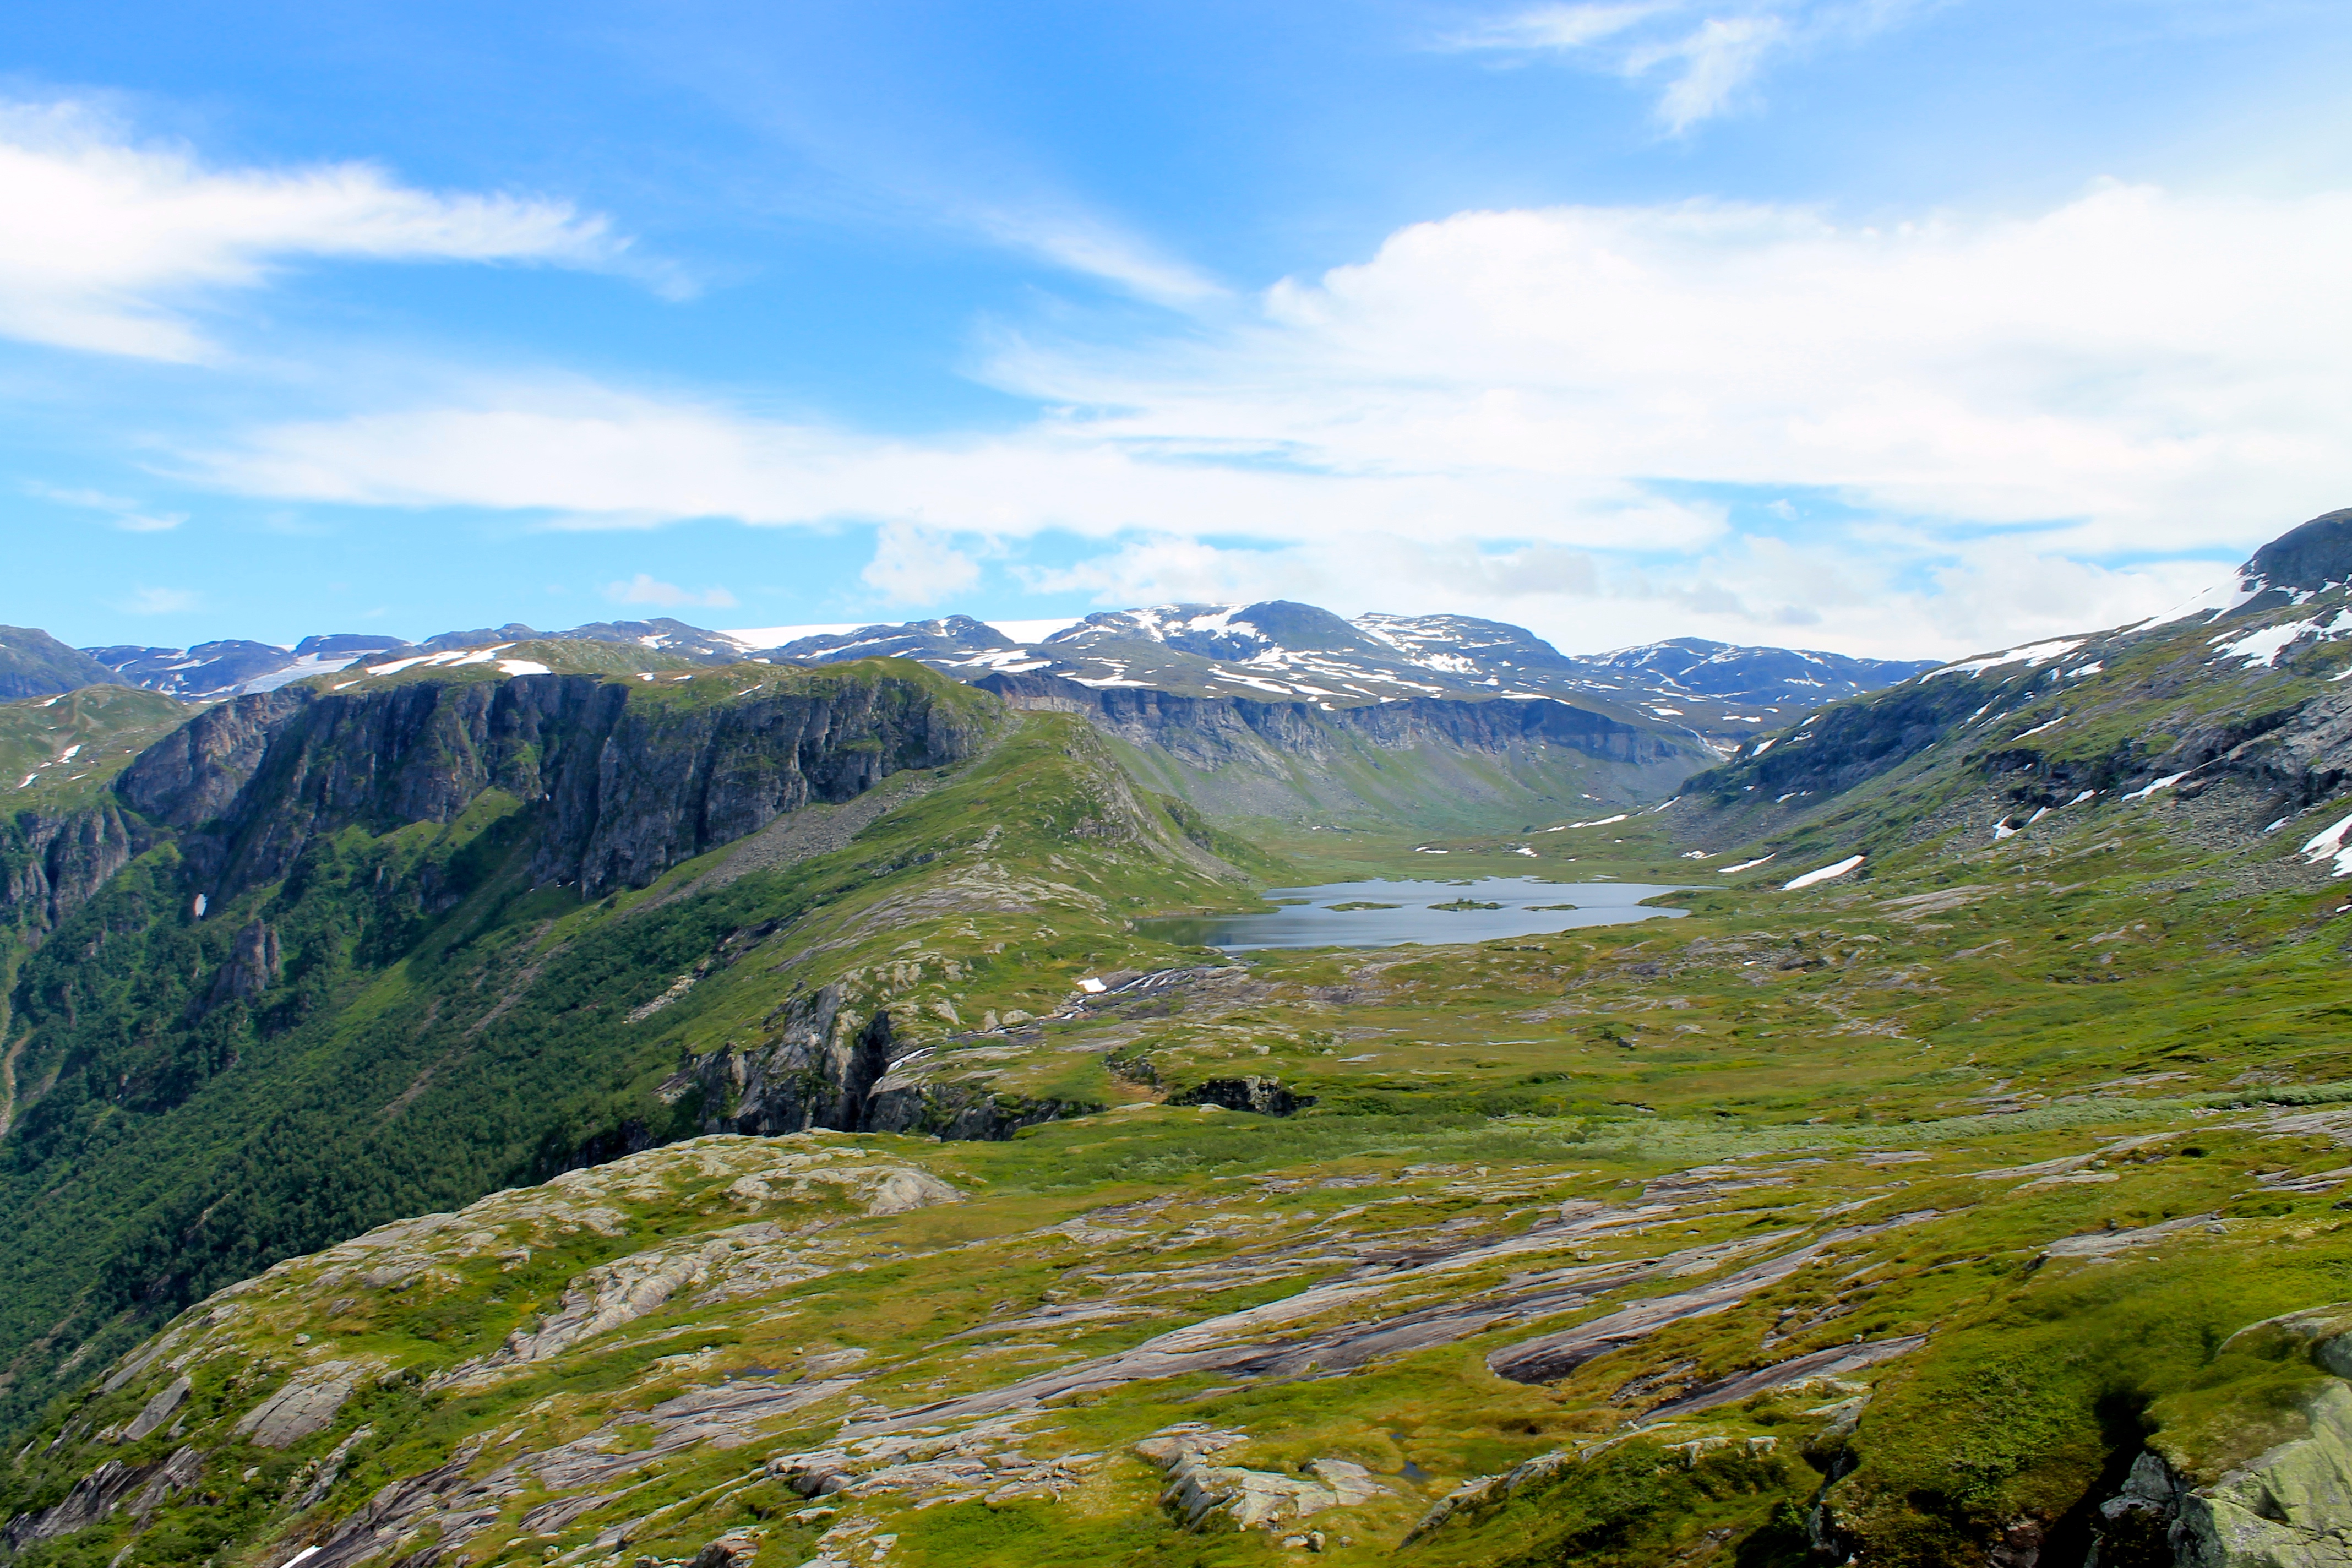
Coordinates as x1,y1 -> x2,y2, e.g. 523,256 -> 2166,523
976,673 -> 1686,767
116,666 -> 991,902
974,672 -> 1705,824
0,802 -> 147,950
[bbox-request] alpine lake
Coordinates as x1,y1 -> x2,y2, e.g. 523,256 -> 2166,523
1133,875 -> 1709,951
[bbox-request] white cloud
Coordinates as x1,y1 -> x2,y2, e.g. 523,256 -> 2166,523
119,585 -> 198,614
188,180 -> 2352,658
0,99 -> 622,360
31,481 -> 184,531
862,521 -> 981,604
1448,1 -> 1928,130
1640,15 -> 1787,130
605,573 -> 737,609
966,206 -> 1224,308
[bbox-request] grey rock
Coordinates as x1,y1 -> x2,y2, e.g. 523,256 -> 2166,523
1135,1426 -> 1351,1532
1,1445 -> 199,1548
690,1528 -> 764,1567
115,666 -> 988,902
234,1363 -> 358,1449
121,1376 -> 189,1442
0,801 -> 146,951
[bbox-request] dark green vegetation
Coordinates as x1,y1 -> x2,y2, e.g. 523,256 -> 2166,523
9,523 -> 2352,1568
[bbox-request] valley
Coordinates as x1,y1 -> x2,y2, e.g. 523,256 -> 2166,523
3,533 -> 2352,1568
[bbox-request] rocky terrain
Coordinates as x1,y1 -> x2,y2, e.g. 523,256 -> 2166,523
5,516 -> 2352,1567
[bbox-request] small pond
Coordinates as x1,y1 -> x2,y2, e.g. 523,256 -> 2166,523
1134,876 -> 1708,951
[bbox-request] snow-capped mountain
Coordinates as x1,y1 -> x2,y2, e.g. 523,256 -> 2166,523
67,600 -> 1930,743
747,601 -> 1932,742
81,618 -> 746,701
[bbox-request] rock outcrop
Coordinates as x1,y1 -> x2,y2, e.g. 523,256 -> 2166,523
669,983 -> 906,1136
0,801 -> 147,949
1168,1076 -> 1314,1115
116,666 -> 990,901
1135,1424 -> 1386,1533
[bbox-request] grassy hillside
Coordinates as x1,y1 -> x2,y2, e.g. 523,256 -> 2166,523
0,686 -> 188,812
7,736 -> 2352,1566
0,694 -> 1260,1447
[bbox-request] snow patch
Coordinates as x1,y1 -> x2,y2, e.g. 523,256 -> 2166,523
2121,772 -> 2189,802
1927,639 -> 2086,680
2301,810 -> 2352,875
2206,613 -> 2345,668
1718,854 -> 1776,874
1782,854 -> 1864,890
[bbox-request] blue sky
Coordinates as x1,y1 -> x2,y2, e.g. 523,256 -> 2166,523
8,0 -> 2352,658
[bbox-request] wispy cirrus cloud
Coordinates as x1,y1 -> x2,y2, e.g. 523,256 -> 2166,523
29,481 -> 185,532
1445,1 -> 1934,131
0,99 -> 629,361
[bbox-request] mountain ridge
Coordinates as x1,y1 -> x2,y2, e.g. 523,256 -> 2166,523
66,604 -> 1932,748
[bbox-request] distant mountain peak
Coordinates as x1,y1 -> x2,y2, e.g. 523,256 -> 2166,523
2240,507 -> 2352,606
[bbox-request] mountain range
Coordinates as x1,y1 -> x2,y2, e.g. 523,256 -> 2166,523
52,603 -> 1932,747
2,520 -> 2351,1568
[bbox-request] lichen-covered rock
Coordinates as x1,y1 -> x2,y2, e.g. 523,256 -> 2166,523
2177,1382 -> 2352,1568
1134,1424 -> 1381,1533
234,1362 -> 361,1449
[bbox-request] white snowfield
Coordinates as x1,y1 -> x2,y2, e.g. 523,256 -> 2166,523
714,623 -> 867,647
1926,639 -> 2086,680
2207,610 -> 2352,668
1782,854 -> 1864,890
1717,854 -> 1776,874
363,645 -> 552,679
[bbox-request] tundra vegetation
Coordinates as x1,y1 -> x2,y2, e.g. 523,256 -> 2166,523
7,531 -> 2352,1568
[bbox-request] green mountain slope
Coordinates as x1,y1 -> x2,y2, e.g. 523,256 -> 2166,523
1673,507 -> 2352,879
0,661 -> 1273,1442
7,790 -> 2352,1568
16,537 -> 2352,1568
979,673 -> 1709,834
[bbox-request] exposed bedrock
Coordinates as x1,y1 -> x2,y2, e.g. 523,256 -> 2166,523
974,671 -> 1694,770
0,800 -> 148,947
114,669 -> 988,901
667,987 -> 1098,1142
666,983 -> 903,1136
